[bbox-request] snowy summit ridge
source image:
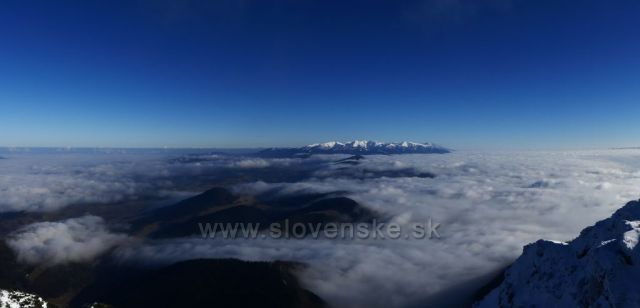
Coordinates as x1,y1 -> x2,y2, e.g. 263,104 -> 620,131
258,140 -> 450,157
476,199 -> 640,307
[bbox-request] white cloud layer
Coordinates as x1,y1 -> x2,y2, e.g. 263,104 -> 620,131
6,215 -> 128,265
3,148 -> 640,306
121,150 -> 640,307
230,158 -> 271,168
0,150 -> 176,212
0,149 -> 317,212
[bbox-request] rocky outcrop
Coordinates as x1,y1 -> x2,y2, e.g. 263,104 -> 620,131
476,200 -> 640,307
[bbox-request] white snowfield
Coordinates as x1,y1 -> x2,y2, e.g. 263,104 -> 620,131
0,290 -> 47,308
305,140 -> 437,149
477,199 -> 640,307
303,140 -> 448,152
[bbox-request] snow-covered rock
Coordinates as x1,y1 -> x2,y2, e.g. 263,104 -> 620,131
258,140 -> 450,157
476,199 -> 640,307
0,289 -> 47,308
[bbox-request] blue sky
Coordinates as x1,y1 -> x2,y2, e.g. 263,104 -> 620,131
1,0 -> 639,149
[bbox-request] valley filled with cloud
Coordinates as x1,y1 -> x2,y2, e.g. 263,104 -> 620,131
2,148 -> 640,307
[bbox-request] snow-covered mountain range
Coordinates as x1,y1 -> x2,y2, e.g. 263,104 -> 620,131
476,199 -> 640,307
257,140 -> 450,157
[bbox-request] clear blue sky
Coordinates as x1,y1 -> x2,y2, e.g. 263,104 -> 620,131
1,0 -> 639,149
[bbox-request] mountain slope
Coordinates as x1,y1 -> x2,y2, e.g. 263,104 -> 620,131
257,140 -> 450,157
476,199 -> 640,307
72,259 -> 325,308
133,187 -> 378,238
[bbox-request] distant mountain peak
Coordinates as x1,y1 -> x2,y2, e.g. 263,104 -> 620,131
257,140 -> 450,157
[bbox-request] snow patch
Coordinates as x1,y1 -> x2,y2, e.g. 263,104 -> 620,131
0,289 -> 47,308
623,220 -> 640,250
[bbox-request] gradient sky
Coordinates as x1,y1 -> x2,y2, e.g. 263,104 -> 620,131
1,0 -> 639,149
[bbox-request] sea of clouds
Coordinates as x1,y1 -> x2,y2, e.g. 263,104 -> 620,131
3,148 -> 640,307
118,150 -> 640,307
0,149 -> 177,212
0,148 -> 309,212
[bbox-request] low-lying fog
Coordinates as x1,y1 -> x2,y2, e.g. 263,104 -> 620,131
2,148 -> 640,307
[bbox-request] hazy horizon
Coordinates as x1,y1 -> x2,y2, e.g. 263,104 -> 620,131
1,143 -> 639,152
